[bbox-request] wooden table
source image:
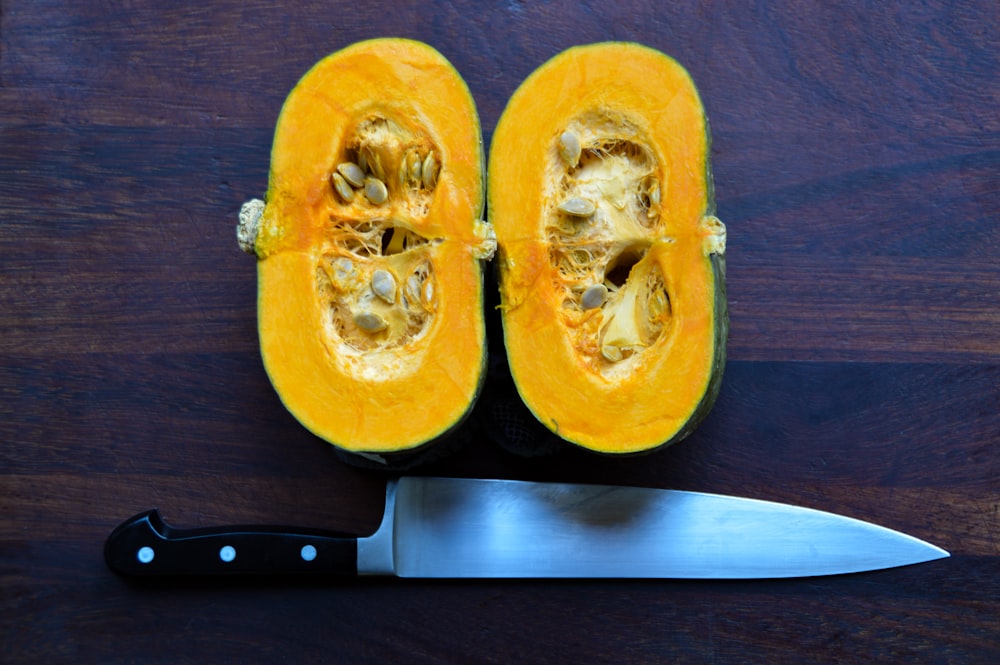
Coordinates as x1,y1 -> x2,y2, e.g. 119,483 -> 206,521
3,1 -> 997,662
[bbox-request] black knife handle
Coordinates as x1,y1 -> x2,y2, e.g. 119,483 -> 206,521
105,510 -> 358,576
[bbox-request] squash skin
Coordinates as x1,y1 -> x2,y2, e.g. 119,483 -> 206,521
488,43 -> 727,455
248,39 -> 491,469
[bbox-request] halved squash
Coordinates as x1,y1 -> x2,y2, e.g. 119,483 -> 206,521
239,39 -> 494,468
488,43 -> 727,455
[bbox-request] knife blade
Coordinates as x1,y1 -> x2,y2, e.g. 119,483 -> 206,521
105,477 -> 948,579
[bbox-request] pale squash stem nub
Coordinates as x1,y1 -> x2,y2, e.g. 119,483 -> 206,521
238,198 -> 265,255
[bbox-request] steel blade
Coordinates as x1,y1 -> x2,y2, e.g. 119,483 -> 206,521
357,477 -> 949,578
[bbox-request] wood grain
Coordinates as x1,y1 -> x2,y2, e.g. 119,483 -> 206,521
2,1 -> 998,663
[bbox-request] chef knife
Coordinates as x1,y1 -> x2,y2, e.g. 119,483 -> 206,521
105,477 -> 948,579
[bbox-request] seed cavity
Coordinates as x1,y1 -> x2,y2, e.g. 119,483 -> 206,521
581,284 -> 608,310
545,124 -> 673,375
354,311 -> 387,333
558,197 -> 597,217
558,131 -> 582,167
371,269 -> 397,304
319,114 -> 447,359
337,162 -> 366,188
364,177 -> 388,204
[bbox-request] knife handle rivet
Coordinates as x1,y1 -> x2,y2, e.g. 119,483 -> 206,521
300,544 -> 317,562
137,546 -> 155,564
219,545 -> 236,563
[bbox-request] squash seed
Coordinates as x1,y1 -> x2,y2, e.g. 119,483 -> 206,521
371,269 -> 397,304
648,289 -> 669,320
362,147 -> 385,180
337,162 -> 366,188
331,172 -> 355,202
421,151 -> 439,189
364,177 -> 388,204
648,179 -> 661,207
333,257 -> 355,279
558,131 -> 581,167
558,197 -> 597,217
397,158 -> 408,189
406,275 -> 422,303
581,284 -> 608,310
400,148 -> 423,187
354,311 -> 387,333
601,345 -> 623,363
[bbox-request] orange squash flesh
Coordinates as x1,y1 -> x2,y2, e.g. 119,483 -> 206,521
247,39 -> 493,465
489,43 -> 727,454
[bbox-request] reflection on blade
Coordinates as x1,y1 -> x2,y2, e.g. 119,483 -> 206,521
383,478 -> 948,579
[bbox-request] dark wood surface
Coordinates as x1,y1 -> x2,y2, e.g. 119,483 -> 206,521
2,1 -> 997,662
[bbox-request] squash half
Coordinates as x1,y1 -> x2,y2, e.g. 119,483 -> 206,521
240,39 -> 494,467
488,43 -> 727,454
